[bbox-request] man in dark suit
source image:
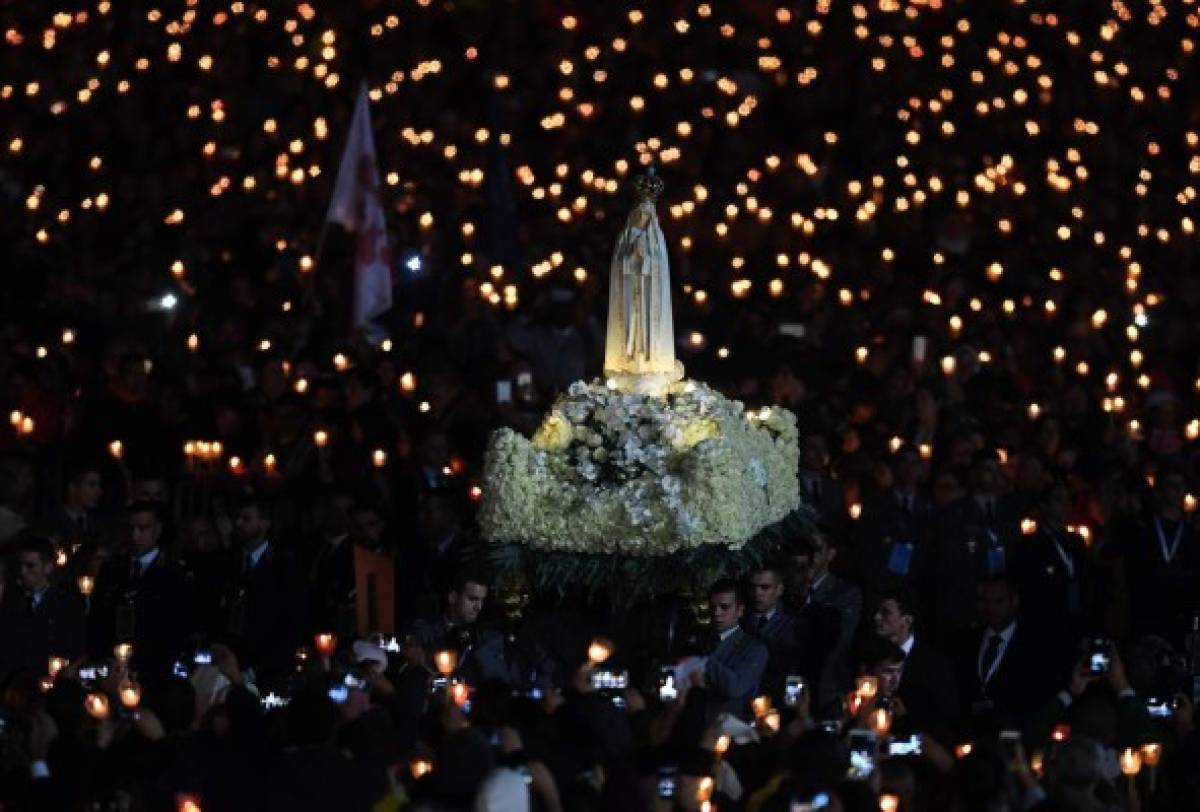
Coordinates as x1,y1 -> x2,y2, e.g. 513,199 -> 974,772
932,451 -> 1020,642
789,532 -> 863,708
874,588 -> 959,731
87,501 -> 191,685
219,495 -> 307,688
954,575 -> 1052,725
409,572 -> 518,685
1012,481 -> 1096,674
852,445 -> 934,601
44,464 -> 104,547
694,578 -> 768,721
799,434 -> 849,541
308,490 -> 357,639
1113,470 -> 1199,644
745,564 -> 805,704
0,537 -> 86,677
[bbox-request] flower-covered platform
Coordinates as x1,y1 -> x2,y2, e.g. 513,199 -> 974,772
480,378 -> 804,599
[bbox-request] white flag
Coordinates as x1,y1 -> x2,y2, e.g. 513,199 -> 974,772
326,83 -> 392,328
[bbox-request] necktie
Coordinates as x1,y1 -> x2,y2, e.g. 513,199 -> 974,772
980,634 -> 1003,683
243,552 -> 255,574
131,560 -> 142,580
756,614 -> 769,634
25,593 -> 36,617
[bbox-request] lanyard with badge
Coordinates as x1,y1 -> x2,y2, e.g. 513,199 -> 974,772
1046,528 -> 1081,613
1154,516 -> 1184,565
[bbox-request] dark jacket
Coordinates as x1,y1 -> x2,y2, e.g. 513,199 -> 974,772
852,490 -> 934,598
219,544 -> 307,684
88,550 -> 192,682
1013,525 -> 1096,670
0,586 -> 86,677
954,622 -> 1054,725
704,627 -> 768,720
931,494 -> 1019,639
897,637 -> 960,731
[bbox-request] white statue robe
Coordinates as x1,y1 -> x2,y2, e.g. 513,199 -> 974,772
603,200 -> 678,382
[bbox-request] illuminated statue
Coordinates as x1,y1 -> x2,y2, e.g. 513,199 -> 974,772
603,172 -> 684,394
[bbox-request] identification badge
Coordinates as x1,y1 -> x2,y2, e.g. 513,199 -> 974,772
887,542 -> 914,576
115,600 -> 136,640
986,545 -> 1007,575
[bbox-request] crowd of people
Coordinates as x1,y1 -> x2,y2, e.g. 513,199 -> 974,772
4,0 -> 1200,809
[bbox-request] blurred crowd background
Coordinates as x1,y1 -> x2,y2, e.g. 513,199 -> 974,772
2,0 -> 1200,809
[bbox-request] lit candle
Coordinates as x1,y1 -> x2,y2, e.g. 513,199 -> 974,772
77,574 -> 95,596
763,709 -> 781,732
1119,747 -> 1142,776
847,690 -> 864,716
955,743 -> 974,759
1030,750 -> 1045,777
1021,518 -> 1038,536
119,679 -> 142,709
108,440 -> 123,460
313,430 -> 329,448
449,681 -> 470,707
870,706 -> 893,735
849,502 -> 862,520
313,633 -> 337,657
48,656 -> 69,678
372,449 -> 387,468
1051,723 -> 1071,741
587,638 -> 613,664
880,794 -> 900,812
400,372 -> 417,393
856,676 -> 879,699
714,734 -> 731,757
410,757 -> 434,779
114,642 -> 133,663
85,692 -> 110,720
1142,742 -> 1162,791
176,794 -> 203,812
434,649 -> 457,676
696,776 -> 715,803
751,695 -> 772,719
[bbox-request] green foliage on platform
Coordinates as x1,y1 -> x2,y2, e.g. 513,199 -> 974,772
490,506 -> 815,602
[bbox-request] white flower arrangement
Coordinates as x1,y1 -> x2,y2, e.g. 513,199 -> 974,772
480,379 -> 800,556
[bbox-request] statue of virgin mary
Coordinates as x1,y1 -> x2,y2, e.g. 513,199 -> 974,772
603,172 -> 684,395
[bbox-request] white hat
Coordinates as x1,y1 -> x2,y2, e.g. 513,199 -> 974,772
352,640 -> 388,670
